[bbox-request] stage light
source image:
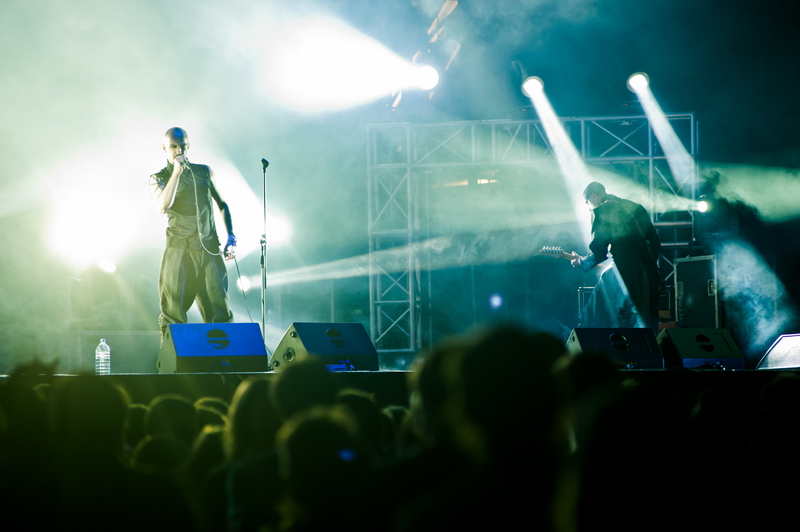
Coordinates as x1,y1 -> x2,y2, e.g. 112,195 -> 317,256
236,276 -> 252,292
97,259 -> 117,273
415,65 -> 439,90
627,72 -> 650,92
260,16 -> 442,111
267,212 -> 292,247
47,161 -> 146,268
521,76 -> 544,97
697,199 -> 710,213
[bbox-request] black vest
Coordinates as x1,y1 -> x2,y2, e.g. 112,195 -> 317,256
153,163 -> 220,250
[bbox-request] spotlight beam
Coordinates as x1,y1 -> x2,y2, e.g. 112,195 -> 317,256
264,221 -> 579,287
628,73 -> 696,190
522,77 -> 593,247
261,16 -> 439,111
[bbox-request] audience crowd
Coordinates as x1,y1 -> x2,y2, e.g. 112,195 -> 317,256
0,324 -> 797,530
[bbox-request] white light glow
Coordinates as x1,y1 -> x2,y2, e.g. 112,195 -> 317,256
415,65 -> 440,90
236,276 -> 252,292
201,157 -> 292,256
521,76 -> 544,97
627,72 -> 650,92
266,212 -> 292,246
259,16 -> 438,111
97,259 -> 117,273
46,135 -> 158,268
697,200 -> 709,213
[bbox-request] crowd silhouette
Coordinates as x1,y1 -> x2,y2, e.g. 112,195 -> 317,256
0,325 -> 796,530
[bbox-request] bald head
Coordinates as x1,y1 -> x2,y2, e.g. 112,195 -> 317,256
583,181 -> 606,200
164,127 -> 188,144
583,181 -> 608,210
163,127 -> 190,164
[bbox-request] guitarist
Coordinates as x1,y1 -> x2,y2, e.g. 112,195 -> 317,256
569,182 -> 661,330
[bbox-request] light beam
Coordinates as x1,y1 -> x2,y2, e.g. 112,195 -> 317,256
521,75 -> 594,246
259,16 -> 439,111
628,72 -> 696,190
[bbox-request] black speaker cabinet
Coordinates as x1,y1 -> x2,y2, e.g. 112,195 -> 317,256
657,328 -> 744,369
675,255 -> 720,328
757,334 -> 800,370
567,328 -> 663,369
270,322 -> 378,372
157,323 -> 268,374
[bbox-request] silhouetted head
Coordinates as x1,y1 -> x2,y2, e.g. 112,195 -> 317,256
225,377 -> 280,461
146,394 -> 196,447
270,358 -> 341,420
443,325 -> 566,462
583,181 -> 608,210
49,375 -> 130,460
408,336 -> 469,441
335,388 -> 385,459
132,434 -> 189,476
276,405 -> 368,522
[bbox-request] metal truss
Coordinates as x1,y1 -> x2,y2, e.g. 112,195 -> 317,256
367,114 -> 698,352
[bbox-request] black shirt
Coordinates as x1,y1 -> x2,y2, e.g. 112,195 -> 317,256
150,163 -> 221,250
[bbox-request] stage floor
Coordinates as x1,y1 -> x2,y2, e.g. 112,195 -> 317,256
2,368 -> 795,409
19,370 -> 414,407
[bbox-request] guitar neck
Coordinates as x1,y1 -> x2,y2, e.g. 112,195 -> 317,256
539,246 -> 576,261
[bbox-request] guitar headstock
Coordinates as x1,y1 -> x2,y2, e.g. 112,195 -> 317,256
539,246 -> 566,255
538,246 -> 575,261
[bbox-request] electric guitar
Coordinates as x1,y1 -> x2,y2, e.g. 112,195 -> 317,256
538,246 -> 581,261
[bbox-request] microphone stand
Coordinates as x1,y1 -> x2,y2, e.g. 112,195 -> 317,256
260,158 -> 270,348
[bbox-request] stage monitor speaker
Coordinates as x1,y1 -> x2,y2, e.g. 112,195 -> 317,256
270,322 -> 378,372
757,334 -> 800,370
656,328 -> 744,369
157,323 -> 268,374
567,328 -> 663,369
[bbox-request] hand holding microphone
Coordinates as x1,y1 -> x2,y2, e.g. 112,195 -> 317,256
224,234 -> 237,261
173,153 -> 190,174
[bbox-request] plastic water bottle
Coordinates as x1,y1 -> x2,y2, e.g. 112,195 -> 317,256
95,339 -> 111,375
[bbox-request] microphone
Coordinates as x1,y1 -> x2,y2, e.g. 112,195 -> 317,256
261,158 -> 269,170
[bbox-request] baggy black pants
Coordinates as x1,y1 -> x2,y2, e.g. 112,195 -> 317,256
158,247 -> 233,336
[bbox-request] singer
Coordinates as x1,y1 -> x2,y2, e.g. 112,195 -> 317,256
149,127 -> 236,338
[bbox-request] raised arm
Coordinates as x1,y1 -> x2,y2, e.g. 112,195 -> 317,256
150,156 -> 187,214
